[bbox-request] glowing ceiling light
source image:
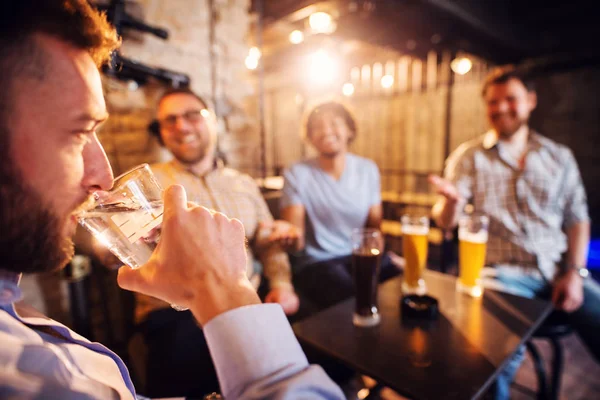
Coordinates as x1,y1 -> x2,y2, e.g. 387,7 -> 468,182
381,75 -> 394,89
451,57 -> 473,75
309,12 -> 334,34
342,82 -> 355,96
289,30 -> 304,44
245,55 -> 258,70
249,47 -> 261,60
308,50 -> 337,85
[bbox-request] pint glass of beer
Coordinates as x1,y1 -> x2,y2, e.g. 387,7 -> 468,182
457,214 -> 489,297
401,215 -> 429,295
351,228 -> 384,327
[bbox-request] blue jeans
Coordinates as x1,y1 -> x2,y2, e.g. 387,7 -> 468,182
492,267 -> 600,400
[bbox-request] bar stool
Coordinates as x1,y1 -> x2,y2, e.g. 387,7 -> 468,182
525,311 -> 573,400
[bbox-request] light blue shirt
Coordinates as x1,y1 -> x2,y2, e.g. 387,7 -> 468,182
0,270 -> 343,399
281,153 -> 381,267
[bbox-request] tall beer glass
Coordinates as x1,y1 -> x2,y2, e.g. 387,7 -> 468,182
457,214 -> 489,297
351,228 -> 383,327
401,215 -> 429,295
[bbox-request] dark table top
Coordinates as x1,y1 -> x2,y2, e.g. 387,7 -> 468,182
293,270 -> 553,400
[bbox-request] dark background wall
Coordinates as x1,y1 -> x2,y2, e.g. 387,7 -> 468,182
529,66 -> 600,237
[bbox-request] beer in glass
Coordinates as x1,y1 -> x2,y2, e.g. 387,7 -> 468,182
457,214 -> 489,297
351,228 -> 383,327
401,215 -> 429,295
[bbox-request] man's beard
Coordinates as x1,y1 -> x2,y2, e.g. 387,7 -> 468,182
491,112 -> 527,138
172,135 -> 209,165
174,146 -> 207,165
0,166 -> 74,274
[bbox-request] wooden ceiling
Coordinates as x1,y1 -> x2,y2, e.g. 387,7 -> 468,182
251,0 -> 600,67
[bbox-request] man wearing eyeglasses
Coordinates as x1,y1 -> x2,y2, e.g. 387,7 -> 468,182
135,88 -> 301,398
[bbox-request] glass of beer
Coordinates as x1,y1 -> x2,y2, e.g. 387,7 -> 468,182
401,215 -> 429,295
351,228 -> 384,327
457,214 -> 489,297
78,164 -> 187,311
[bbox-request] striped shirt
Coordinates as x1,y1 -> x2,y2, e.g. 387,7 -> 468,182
445,130 -> 590,279
0,271 -> 343,399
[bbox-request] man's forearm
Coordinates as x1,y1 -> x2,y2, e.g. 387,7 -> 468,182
260,246 -> 293,287
565,221 -> 591,270
432,198 -> 463,230
365,204 -> 382,230
189,276 -> 262,326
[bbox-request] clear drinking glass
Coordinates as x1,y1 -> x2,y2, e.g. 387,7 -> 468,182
78,163 -> 187,311
401,215 -> 429,295
351,228 -> 384,327
457,214 -> 489,297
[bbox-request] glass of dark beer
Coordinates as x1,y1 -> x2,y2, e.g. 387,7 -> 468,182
351,228 -> 384,327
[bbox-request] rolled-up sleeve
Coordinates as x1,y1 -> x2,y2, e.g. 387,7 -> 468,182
444,144 -> 474,202
368,161 -> 382,206
204,304 -> 344,400
562,149 -> 590,228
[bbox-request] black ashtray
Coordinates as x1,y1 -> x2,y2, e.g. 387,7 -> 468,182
401,294 -> 439,319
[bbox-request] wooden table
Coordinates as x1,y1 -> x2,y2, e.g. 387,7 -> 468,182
293,270 -> 552,400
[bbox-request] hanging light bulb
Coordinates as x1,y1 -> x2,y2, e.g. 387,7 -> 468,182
342,82 -> 355,96
245,55 -> 258,70
451,57 -> 472,75
308,50 -> 338,85
249,47 -> 261,60
245,47 -> 261,70
309,12 -> 335,34
289,30 -> 304,44
381,75 -> 394,89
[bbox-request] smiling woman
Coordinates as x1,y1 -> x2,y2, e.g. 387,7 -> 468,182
280,101 -> 400,313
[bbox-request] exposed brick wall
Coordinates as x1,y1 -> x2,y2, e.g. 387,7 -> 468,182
99,0 -> 255,176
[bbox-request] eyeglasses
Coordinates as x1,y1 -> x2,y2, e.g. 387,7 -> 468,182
158,109 -> 210,130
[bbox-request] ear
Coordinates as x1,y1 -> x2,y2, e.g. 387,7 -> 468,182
527,90 -> 537,112
148,120 -> 164,145
349,128 -> 357,144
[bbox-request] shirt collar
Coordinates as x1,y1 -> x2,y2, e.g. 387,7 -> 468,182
0,270 -> 23,305
482,128 -> 544,152
482,130 -> 498,150
169,157 -> 223,177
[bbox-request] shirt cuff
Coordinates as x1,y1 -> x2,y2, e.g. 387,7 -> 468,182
203,303 -> 309,396
563,214 -> 591,229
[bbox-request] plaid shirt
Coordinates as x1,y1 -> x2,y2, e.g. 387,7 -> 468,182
445,130 -> 590,279
136,160 -> 292,321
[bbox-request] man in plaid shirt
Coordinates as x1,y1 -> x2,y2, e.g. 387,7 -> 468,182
430,66 -> 600,399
